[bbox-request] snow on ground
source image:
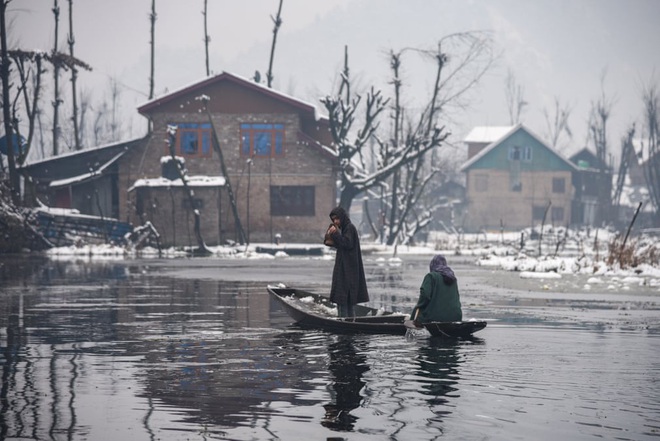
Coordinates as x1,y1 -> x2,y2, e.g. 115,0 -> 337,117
42,226 -> 660,290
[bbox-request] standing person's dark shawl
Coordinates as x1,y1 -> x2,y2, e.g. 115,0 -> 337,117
327,207 -> 369,307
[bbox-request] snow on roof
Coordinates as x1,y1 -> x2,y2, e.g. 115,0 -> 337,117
21,136 -> 144,168
35,205 -> 121,221
49,150 -> 126,188
128,175 -> 226,192
460,124 -> 579,172
463,126 -> 514,143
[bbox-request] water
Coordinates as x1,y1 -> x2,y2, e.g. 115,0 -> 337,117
1,255 -> 659,440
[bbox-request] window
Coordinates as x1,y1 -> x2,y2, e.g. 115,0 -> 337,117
475,175 -> 488,192
532,205 -> 547,221
552,177 -> 566,193
508,146 -> 532,162
169,123 -> 212,158
551,206 -> 564,223
270,185 -> 315,216
241,123 -> 285,158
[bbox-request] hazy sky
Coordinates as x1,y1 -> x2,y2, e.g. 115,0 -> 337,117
9,0 -> 660,161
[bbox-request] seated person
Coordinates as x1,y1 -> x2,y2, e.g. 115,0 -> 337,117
411,254 -> 463,325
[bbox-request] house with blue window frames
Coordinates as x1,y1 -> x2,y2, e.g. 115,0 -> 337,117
460,124 -> 579,232
21,72 -> 338,248
123,71 -> 337,247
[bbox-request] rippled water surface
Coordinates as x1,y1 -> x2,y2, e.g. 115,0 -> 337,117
1,255 -> 659,440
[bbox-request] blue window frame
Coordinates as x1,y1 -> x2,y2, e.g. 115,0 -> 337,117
169,123 -> 212,158
240,123 -> 284,158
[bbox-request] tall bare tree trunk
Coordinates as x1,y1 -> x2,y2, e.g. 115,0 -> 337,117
266,0 -> 283,88
148,0 -> 156,100
52,0 -> 61,155
0,0 -> 19,204
505,69 -> 526,125
387,52 -> 403,243
109,78 -> 120,141
203,0 -> 209,76
166,126 -> 210,255
67,0 -> 81,150
588,77 -> 613,225
202,99 -> 246,244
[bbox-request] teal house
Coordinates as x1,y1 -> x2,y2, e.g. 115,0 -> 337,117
460,124 -> 579,232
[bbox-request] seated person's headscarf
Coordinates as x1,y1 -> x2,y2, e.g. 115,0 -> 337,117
429,254 -> 456,285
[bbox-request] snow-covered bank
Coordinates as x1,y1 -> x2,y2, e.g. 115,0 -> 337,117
41,226 -> 660,289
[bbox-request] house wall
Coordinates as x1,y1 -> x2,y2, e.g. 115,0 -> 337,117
118,80 -> 336,247
462,128 -> 577,232
134,186 -> 223,247
465,169 -> 574,231
467,142 -> 489,160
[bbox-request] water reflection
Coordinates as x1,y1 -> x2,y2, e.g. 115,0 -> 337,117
322,336 -> 369,432
414,338 -> 483,422
2,257 -> 659,440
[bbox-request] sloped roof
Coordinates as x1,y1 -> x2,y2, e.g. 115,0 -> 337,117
138,71 -> 327,122
569,147 -> 608,171
20,137 -> 146,182
49,150 -> 125,188
460,123 -> 579,172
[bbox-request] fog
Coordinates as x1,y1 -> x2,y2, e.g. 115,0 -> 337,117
9,0 -> 660,162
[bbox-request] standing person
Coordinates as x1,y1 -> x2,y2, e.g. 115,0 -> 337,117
325,206 -> 369,317
411,254 -> 462,325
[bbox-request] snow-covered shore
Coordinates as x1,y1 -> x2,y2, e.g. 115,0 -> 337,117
42,226 -> 660,285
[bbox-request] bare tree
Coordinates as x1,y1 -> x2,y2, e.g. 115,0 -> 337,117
89,78 -> 123,145
202,0 -> 210,76
200,95 -> 246,244
77,86 -> 90,146
266,0 -> 283,88
67,0 -> 81,150
165,124 -> 211,255
92,100 -> 106,145
587,70 -> 615,224
543,96 -> 573,149
109,77 -> 121,141
588,72 -> 614,167
613,124 -> 635,208
382,48 -> 448,246
8,50 -> 45,164
51,0 -> 62,156
0,0 -> 19,204
505,68 -> 526,125
641,78 -> 660,219
322,32 -> 494,245
148,0 -> 156,101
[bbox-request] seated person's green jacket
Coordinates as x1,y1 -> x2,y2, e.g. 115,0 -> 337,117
411,272 -> 463,323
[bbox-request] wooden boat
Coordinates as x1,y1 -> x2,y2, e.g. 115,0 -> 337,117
267,285 -> 486,337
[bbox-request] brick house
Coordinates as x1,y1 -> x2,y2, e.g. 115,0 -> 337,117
21,72 -> 338,247
460,124 -> 578,232
123,71 -> 337,247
